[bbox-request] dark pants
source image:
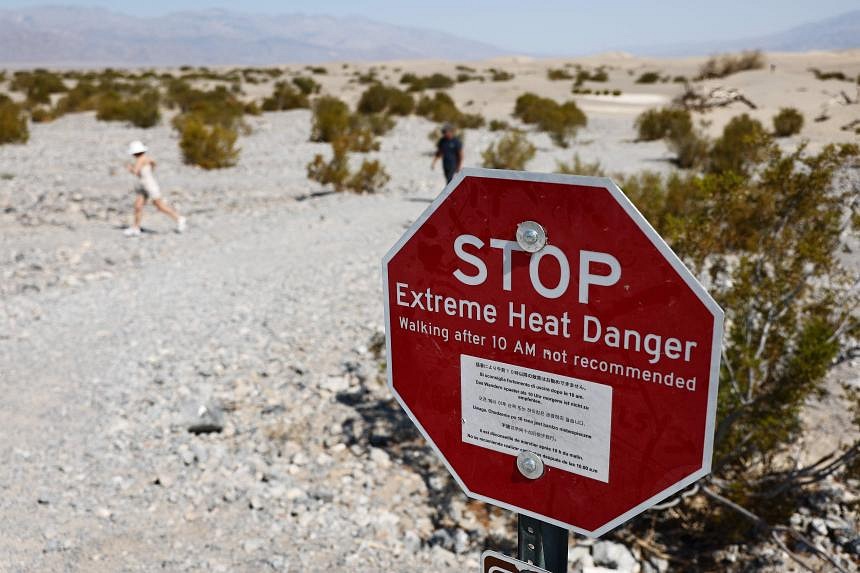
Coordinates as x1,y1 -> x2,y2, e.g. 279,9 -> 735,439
443,164 -> 457,184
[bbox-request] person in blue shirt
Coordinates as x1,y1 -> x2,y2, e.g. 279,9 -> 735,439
431,123 -> 463,184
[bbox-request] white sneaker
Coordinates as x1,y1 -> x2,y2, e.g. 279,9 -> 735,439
124,226 -> 141,237
176,216 -> 187,233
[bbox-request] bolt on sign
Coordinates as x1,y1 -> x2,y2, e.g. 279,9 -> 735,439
482,550 -> 550,573
382,168 -> 724,537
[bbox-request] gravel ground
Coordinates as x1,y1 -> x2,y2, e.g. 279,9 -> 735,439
0,106 -> 856,572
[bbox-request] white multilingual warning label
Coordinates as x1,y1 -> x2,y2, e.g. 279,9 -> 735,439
460,354 -> 613,482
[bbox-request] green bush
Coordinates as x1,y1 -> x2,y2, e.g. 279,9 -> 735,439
346,160 -> 390,194
489,119 -> 510,131
29,106 -> 56,123
55,80 -> 101,114
415,92 -> 484,129
547,68 -> 573,81
0,96 -> 29,144
635,107 -> 693,141
772,107 -> 804,137
574,68 -> 608,85
612,143 -> 860,568
668,129 -> 710,169
10,69 -> 67,105
635,71 -> 661,84
357,84 -> 414,116
696,50 -> 764,80
311,95 -> 390,151
307,66 -> 328,75
556,154 -> 604,176
310,96 -> 351,142
95,89 -> 161,128
261,81 -> 309,111
809,68 -> 849,81
291,76 -> 320,95
307,136 -> 351,191
488,68 -> 514,82
166,82 -> 246,130
481,131 -> 536,170
708,113 -> 770,175
178,114 -> 239,169
400,73 -> 455,91
513,92 -> 586,147
357,113 -> 395,136
355,85 -> 390,115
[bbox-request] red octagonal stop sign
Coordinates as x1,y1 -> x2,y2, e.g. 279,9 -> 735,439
383,169 -> 723,537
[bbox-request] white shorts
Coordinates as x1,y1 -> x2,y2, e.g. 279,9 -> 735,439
134,182 -> 162,201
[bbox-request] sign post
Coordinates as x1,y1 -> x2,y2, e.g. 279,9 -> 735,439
517,515 -> 567,572
383,168 -> 724,565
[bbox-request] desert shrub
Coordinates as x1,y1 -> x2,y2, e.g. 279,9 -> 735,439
355,70 -> 378,85
310,96 -> 351,142
346,160 -> 390,194
673,75 -> 688,83
96,89 -> 161,128
455,65 -> 476,72
291,76 -> 321,95
574,67 -> 608,85
357,84 -> 414,116
10,69 -> 67,105
29,106 -> 56,123
772,107 -> 804,137
415,92 -> 484,128
54,79 -> 101,114
307,136 -> 351,191
556,153 -> 605,176
513,92 -> 586,147
489,119 -> 510,131
696,50 -> 764,80
488,68 -> 514,82
0,96 -> 29,144
635,71 -> 661,84
635,107 -> 693,141
311,95 -> 390,151
708,113 -> 770,175
401,73 -> 455,92
547,68 -> 573,81
357,113 -> 395,136
261,81 -> 309,111
481,131 -> 535,170
808,67 -> 849,81
613,142 -> 860,569
307,66 -> 328,75
178,115 -> 239,169
344,125 -> 379,152
244,101 -> 261,116
456,73 -> 479,83
167,81 -> 246,130
667,128 -> 710,169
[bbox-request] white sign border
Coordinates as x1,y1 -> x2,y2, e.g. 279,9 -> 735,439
381,167 -> 725,538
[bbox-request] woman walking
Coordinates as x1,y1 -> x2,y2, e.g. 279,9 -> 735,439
124,140 -> 186,236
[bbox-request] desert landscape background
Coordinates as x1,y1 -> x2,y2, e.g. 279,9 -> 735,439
1,4 -> 859,573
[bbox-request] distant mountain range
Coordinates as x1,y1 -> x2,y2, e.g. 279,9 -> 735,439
0,6 -> 504,66
0,5 -> 857,66
628,9 -> 860,56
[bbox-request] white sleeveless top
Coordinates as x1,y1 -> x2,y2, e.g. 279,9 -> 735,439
138,163 -> 160,195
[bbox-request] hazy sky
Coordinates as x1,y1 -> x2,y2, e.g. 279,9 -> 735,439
1,0 -> 857,54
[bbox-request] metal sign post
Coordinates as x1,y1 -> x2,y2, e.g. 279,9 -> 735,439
517,514 -> 568,573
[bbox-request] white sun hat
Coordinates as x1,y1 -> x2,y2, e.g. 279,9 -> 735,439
127,140 -> 148,155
